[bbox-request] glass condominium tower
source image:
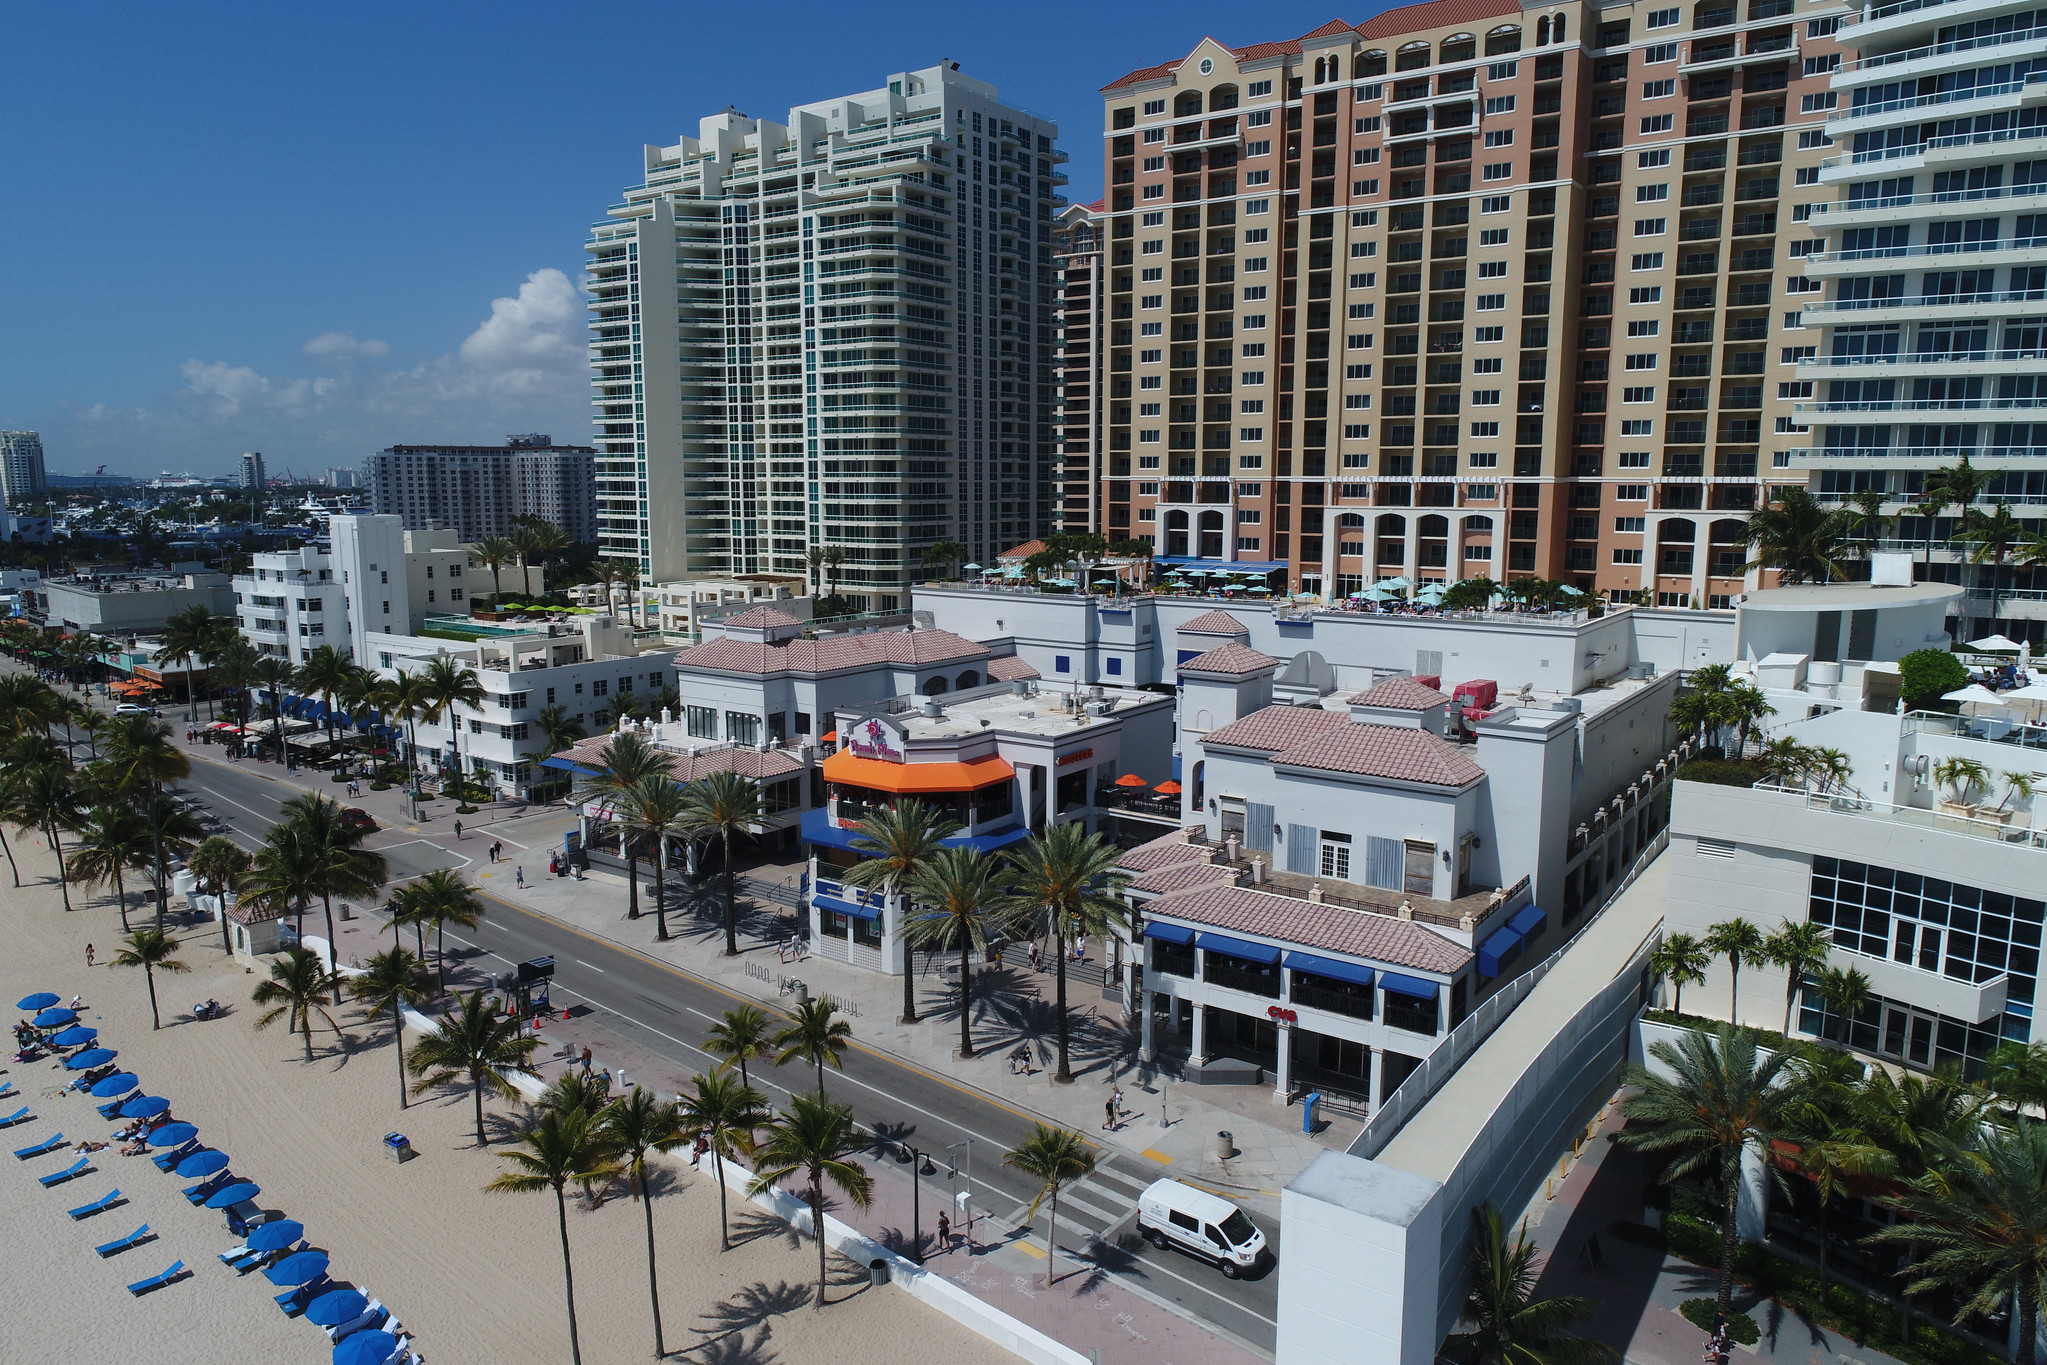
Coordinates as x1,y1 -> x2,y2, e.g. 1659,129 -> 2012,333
586,63 -> 1066,607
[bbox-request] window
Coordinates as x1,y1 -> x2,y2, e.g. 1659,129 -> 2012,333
1484,96 -> 1516,115
1245,198 -> 1270,214
1471,356 -> 1503,373
1141,185 -> 1164,199
1640,115 -> 1674,136
1806,16 -> 1838,36
1236,536 -> 1261,551
1143,99 -> 1165,114
686,705 -> 716,738
1618,450 -> 1652,467
1139,321 -> 1163,336
1475,293 -> 1506,310
1620,420 -> 1653,436
1243,314 -> 1268,329
1140,294 -> 1163,309
1353,147 -> 1380,165
1628,286 -> 1662,303
1140,240 -> 1163,256
1647,6 -> 1678,26
1142,156 -> 1165,172
1355,116 -> 1383,133
1243,256 -> 1269,272
1468,450 -> 1499,468
1140,266 -> 1163,282
1348,333 -> 1373,349
1796,130 -> 1830,152
1613,547 -> 1645,564
1239,426 -> 1267,440
1779,345 -> 1815,364
1635,218 -> 1666,236
1625,353 -> 1658,370
1786,275 -> 1819,295
1618,484 -> 1648,499
1474,325 -> 1504,342
1642,79 -> 1674,98
1246,139 -> 1272,156
1645,42 -> 1678,61
1346,302 -> 1374,317
1778,381 -> 1814,399
1348,241 -> 1377,258
1636,184 -> 1668,202
1242,342 -> 1266,357
1143,128 -> 1167,144
1803,53 -> 1840,76
1236,508 -> 1262,524
1631,252 -> 1664,271
1471,421 -> 1501,437
1483,162 -> 1513,180
1138,402 -> 1161,416
1248,79 -> 1273,96
1622,385 -> 1656,402
1318,834 -> 1351,880
1484,130 -> 1513,148
1140,348 -> 1162,363
1800,92 -> 1838,114
1245,227 -> 1270,243
1481,195 -> 1511,213
1142,211 -> 1165,226
1471,389 -> 1502,405
1244,169 -> 1272,185
1346,273 -> 1374,289
1477,260 -> 1507,278
1349,211 -> 1377,227
1244,285 -> 1270,301
1241,369 -> 1266,385
1487,61 -> 1517,80
1479,228 -> 1508,246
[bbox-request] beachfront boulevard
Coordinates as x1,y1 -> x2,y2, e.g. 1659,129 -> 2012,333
169,751 -> 1285,1353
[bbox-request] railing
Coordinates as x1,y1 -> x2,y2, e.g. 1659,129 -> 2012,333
1814,182 -> 2047,215
1802,287 -> 2047,314
1856,0 -> 1977,25
1798,397 -> 2047,413
1832,73 -> 2047,123
1750,778 -> 2043,845
1798,348 -> 2047,368
1842,21 -> 2047,71
1815,236 -> 2047,264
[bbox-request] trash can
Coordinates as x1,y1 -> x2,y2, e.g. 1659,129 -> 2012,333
1215,1130 -> 1234,1160
383,1132 -> 412,1163
869,1258 -> 890,1286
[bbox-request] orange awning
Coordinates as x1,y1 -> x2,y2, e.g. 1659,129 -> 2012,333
822,748 -> 1015,794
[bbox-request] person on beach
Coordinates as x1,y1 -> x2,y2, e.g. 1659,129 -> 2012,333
84,943 -> 94,967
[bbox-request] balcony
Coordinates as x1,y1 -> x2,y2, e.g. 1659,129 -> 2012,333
1851,0 -> 2027,47
1839,20 -> 2047,77
1681,33 -> 1797,74
1827,73 -> 2047,135
1797,348 -> 2047,376
1800,286 -> 2047,321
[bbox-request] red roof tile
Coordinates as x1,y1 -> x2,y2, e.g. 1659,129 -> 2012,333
1179,641 -> 1280,675
1115,831 -> 1214,872
1179,609 -> 1250,636
1269,723 -> 1485,788
721,605 -> 802,628
1356,0 -> 1520,39
997,539 -> 1049,560
1299,17 -> 1358,38
1348,678 -> 1452,710
1144,884 -> 1473,974
1201,705 -> 1352,751
987,654 -> 1041,682
673,627 -> 987,677
1129,860 -> 1242,895
553,733 -> 804,782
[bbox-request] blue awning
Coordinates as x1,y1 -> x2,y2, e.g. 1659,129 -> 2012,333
1477,925 -> 1523,978
940,825 -> 1032,854
1284,951 -> 1375,989
800,808 -> 869,852
1508,903 -> 1548,940
1143,921 -> 1195,945
1196,932 -> 1281,964
541,756 -> 601,776
804,808 -> 1030,856
816,895 -> 881,921
1380,972 -> 1441,1000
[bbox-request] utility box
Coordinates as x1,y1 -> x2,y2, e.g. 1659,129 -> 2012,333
383,1132 -> 412,1163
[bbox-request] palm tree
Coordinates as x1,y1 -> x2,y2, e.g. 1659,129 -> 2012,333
418,654 -> 486,797
600,1086 -> 688,1359
1651,932 -> 1710,1018
1952,501 -> 2031,616
1002,1124 -> 1099,1286
16,763 -> 81,910
155,604 -> 217,721
1703,918 -> 1766,1025
677,1069 -> 771,1251
188,834 -> 251,899
1448,1204 -> 1614,1365
704,1003 -> 776,1090
239,822 -> 322,940
1764,922 -> 1832,1038
1869,1122 -> 2047,1365
470,535 -> 518,601
382,669 -> 436,782
683,770 -> 763,957
408,988 -> 543,1146
821,545 -> 848,598
1721,682 -> 1773,758
533,704 -> 588,758
0,673 -> 66,738
620,773 -> 691,941
905,847 -> 1020,1059
485,1106 -> 623,1365
69,803 -> 152,930
111,927 -> 188,1030
774,997 -> 854,1096
1619,1025 -> 1796,1336
385,868 -> 485,990
252,945 -> 345,1062
920,539 -> 970,580
294,644 -> 356,748
0,762 -> 30,889
1984,1041 -> 2047,1113
746,1091 -> 875,1309
578,732 -> 668,921
1812,964 -> 1872,1051
277,792 -> 387,956
248,654 -> 295,760
351,946 -> 430,1108
1780,1054 -> 1880,1289
1743,487 -> 1853,584
1005,823 -> 1130,1083
1843,487 -> 1894,560
101,713 -> 191,921
841,799 -> 960,1024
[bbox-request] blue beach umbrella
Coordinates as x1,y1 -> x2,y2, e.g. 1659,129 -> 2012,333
263,1249 -> 329,1286
176,1150 -> 230,1179
247,1219 -> 304,1252
50,1026 -> 97,1047
32,1007 -> 77,1028
16,992 -> 59,1010
150,1122 -> 198,1148
306,1288 -> 369,1327
333,1331 -> 400,1365
204,1180 -> 261,1209
90,1072 -> 139,1098
64,1047 -> 116,1070
119,1095 -> 170,1119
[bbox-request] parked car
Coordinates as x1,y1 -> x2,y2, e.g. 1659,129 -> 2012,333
1136,1178 -> 1268,1277
339,807 -> 377,834
114,702 -> 156,717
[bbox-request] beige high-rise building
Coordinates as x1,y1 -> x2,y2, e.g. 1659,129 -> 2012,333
1084,0 -> 1846,605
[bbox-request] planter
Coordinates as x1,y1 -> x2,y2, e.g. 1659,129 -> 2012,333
1936,798 -> 1983,832
369,782 -> 391,792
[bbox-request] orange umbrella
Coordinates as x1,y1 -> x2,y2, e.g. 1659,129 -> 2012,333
1153,780 -> 1183,795
1113,773 -> 1148,787
820,730 -> 838,742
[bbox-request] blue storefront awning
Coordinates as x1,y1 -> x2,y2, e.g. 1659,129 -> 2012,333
816,895 -> 881,921
1283,951 -> 1375,989
940,825 -> 1032,854
1195,931 -> 1281,964
803,808 -> 1030,856
801,808 -> 869,853
541,756 -> 601,776
1143,921 -> 1195,945
1508,903 -> 1548,941
1380,972 -> 1441,1000
1477,925 -> 1523,978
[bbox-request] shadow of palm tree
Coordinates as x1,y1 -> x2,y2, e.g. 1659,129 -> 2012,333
727,1208 -> 804,1251
678,1324 -> 779,1365
691,1281 -> 813,1344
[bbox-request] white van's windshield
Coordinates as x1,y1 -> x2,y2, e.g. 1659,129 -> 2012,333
1220,1209 -> 1258,1245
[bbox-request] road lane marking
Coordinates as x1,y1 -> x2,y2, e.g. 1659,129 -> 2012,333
574,959 -> 607,974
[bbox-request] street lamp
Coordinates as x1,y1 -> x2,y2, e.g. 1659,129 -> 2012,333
896,1142 -> 939,1264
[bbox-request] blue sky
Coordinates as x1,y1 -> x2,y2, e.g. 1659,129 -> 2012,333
1,0 -> 1364,478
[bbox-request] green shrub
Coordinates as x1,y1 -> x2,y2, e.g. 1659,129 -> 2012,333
1899,648 -> 1969,713
1676,759 -> 1767,787
369,782 -> 390,792
1680,1299 -> 1760,1345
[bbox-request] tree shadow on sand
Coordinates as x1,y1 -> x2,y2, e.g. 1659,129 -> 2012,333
690,1281 -> 813,1347
676,1324 -> 778,1365
727,1208 -> 805,1252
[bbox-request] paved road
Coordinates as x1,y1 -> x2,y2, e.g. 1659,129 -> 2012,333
174,754 -> 1284,1353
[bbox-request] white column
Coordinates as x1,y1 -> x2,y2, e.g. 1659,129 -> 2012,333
1189,996 -> 1207,1063
1140,987 -> 1156,1063
1368,1045 -> 1385,1107
1272,1023 -> 1293,1101
1688,520 -> 1709,607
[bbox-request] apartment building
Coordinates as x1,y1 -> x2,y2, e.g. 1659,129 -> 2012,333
1088,0 -> 1847,605
238,452 -> 266,491
365,435 -> 597,544
233,544 -> 349,664
1055,202 -> 1108,533
0,430 -> 48,510
584,62 -> 1066,604
327,514 -> 475,663
1794,0 -> 2047,643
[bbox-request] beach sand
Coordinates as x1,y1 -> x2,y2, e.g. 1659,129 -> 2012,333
0,845 -> 1023,1365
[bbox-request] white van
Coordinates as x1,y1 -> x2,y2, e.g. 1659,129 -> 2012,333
1136,1178 -> 1268,1277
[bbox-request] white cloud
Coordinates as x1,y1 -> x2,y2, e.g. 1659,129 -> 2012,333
303,331 -> 390,360
178,360 -> 334,415
458,269 -> 581,378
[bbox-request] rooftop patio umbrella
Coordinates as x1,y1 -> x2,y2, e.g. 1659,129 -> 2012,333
1997,680 -> 2047,705
176,1150 -> 230,1179
150,1122 -> 198,1149
333,1331 -> 400,1365
119,1095 -> 170,1119
15,992 -> 59,1011
306,1288 -> 370,1328
32,1007 -> 77,1028
1416,584 -> 1447,600
1970,633 -> 2025,652
1154,780 -> 1183,795
1248,586 -> 1273,594
50,1026 -> 97,1048
90,1072 -> 138,1098
247,1218 -> 303,1252
1375,576 -> 1412,590
205,1180 -> 261,1210
1114,773 -> 1149,787
1945,684 -> 2013,708
962,563 -> 983,572
64,1047 -> 115,1070
1555,583 -> 1587,597
1363,588 -> 1395,602
263,1248 -> 328,1286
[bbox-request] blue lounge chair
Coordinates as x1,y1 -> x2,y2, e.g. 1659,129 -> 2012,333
183,1171 -> 231,1204
277,1273 -> 330,1315
95,1098 -> 126,1119
127,1259 -> 184,1295
233,1240 -> 304,1275
0,1106 -> 28,1128
66,1188 -> 121,1219
12,1131 -> 63,1159
152,1140 -> 198,1172
94,1223 -> 151,1257
0,1082 -> 15,1098
39,1156 -> 90,1187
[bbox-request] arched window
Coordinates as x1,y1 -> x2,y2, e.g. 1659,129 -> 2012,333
1396,41 -> 1431,72
1337,511 -> 1367,529
1191,760 -> 1206,809
1463,514 -> 1495,533
956,669 -> 981,690
1210,83 -> 1239,111
1199,509 -> 1225,530
924,676 -> 949,696
1536,15 -> 1550,44
1174,89 -> 1203,117
1440,33 -> 1476,63
1552,13 -> 1567,42
1419,514 -> 1450,538
1166,510 -> 1190,529
1485,25 -> 1522,55
1376,512 -> 1408,534
1358,50 -> 1388,77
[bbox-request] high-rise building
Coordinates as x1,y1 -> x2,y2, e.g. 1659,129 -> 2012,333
364,436 -> 598,544
1090,0 -> 1845,604
238,451 -> 266,490
585,62 -> 1067,607
1798,0 -> 2047,643
1055,202 -> 1108,534
0,431 -> 49,509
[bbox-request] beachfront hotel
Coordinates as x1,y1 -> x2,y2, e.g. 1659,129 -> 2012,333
584,63 -> 1068,606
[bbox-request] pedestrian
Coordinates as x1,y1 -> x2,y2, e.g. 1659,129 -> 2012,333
514,865 -> 525,889
595,1068 -> 612,1097
936,1210 -> 951,1253
1104,1097 -> 1117,1130
580,1046 -> 593,1076
1027,940 -> 1041,972
453,819 -> 463,840
84,943 -> 95,968
691,1135 -> 708,1168
1111,1086 -> 1125,1123
490,840 -> 502,864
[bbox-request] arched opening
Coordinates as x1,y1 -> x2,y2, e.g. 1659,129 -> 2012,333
1552,12 -> 1567,42
1166,509 -> 1190,558
1210,83 -> 1239,111
956,669 -> 981,690
1396,41 -> 1431,71
1462,514 -> 1495,533
1357,50 -> 1388,77
1485,25 -> 1522,55
1440,33 -> 1476,63
1174,89 -> 1204,117
923,675 -> 950,696
1198,509 -> 1226,559
1191,760 -> 1206,810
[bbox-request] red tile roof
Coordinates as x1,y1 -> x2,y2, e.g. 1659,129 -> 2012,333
1201,705 -> 1352,751
1103,1 -> 1522,90
1129,860 -> 1242,895
673,627 -> 988,677
1269,723 -> 1485,788
721,605 -> 802,628
987,654 -> 1041,682
1299,17 -> 1358,38
1144,884 -> 1473,974
1115,831 -> 1214,872
1179,641 -> 1280,675
1179,609 -> 1250,636
997,539 -> 1049,561
1348,678 -> 1452,710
